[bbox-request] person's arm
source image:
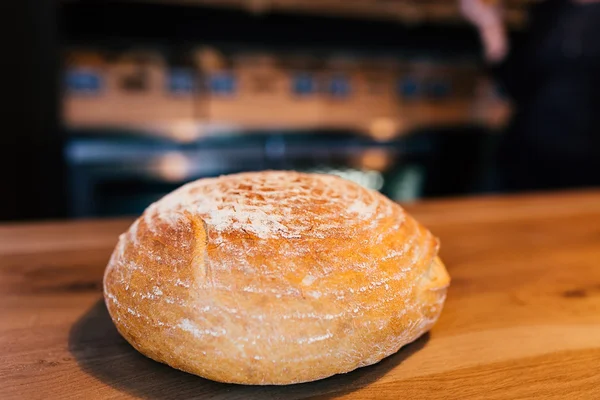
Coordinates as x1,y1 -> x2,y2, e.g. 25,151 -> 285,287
460,0 -> 529,102
459,0 -> 509,64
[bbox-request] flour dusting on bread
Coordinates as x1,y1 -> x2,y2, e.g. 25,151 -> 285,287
103,171 -> 449,385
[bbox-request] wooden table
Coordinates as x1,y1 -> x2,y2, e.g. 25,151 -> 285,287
2,190 -> 600,399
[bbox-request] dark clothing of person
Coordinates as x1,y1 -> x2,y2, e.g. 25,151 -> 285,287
491,0 -> 600,191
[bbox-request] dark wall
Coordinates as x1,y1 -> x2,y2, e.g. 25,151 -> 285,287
61,1 -> 482,57
0,1 -> 66,221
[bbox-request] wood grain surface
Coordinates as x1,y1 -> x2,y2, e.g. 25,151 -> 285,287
2,190 -> 600,399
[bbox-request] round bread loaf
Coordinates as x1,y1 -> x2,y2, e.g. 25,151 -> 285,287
103,171 -> 450,385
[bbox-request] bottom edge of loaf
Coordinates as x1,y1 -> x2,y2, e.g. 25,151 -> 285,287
125,328 -> 431,386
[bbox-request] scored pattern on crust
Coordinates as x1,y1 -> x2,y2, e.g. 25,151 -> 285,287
144,171 -> 398,241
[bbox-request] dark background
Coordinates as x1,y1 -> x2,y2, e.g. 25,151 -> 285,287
3,1 -> 526,221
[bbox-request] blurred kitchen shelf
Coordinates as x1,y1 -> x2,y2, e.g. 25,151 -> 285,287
68,0 -> 538,28
64,100 -> 511,143
62,46 -> 512,137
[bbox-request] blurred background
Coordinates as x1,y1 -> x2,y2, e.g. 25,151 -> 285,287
6,0 -> 598,222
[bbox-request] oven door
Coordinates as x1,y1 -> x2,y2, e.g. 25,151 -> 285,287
65,129 -> 479,218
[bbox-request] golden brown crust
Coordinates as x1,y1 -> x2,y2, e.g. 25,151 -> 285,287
103,171 -> 450,385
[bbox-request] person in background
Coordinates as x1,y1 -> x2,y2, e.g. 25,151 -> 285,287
461,0 -> 600,192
